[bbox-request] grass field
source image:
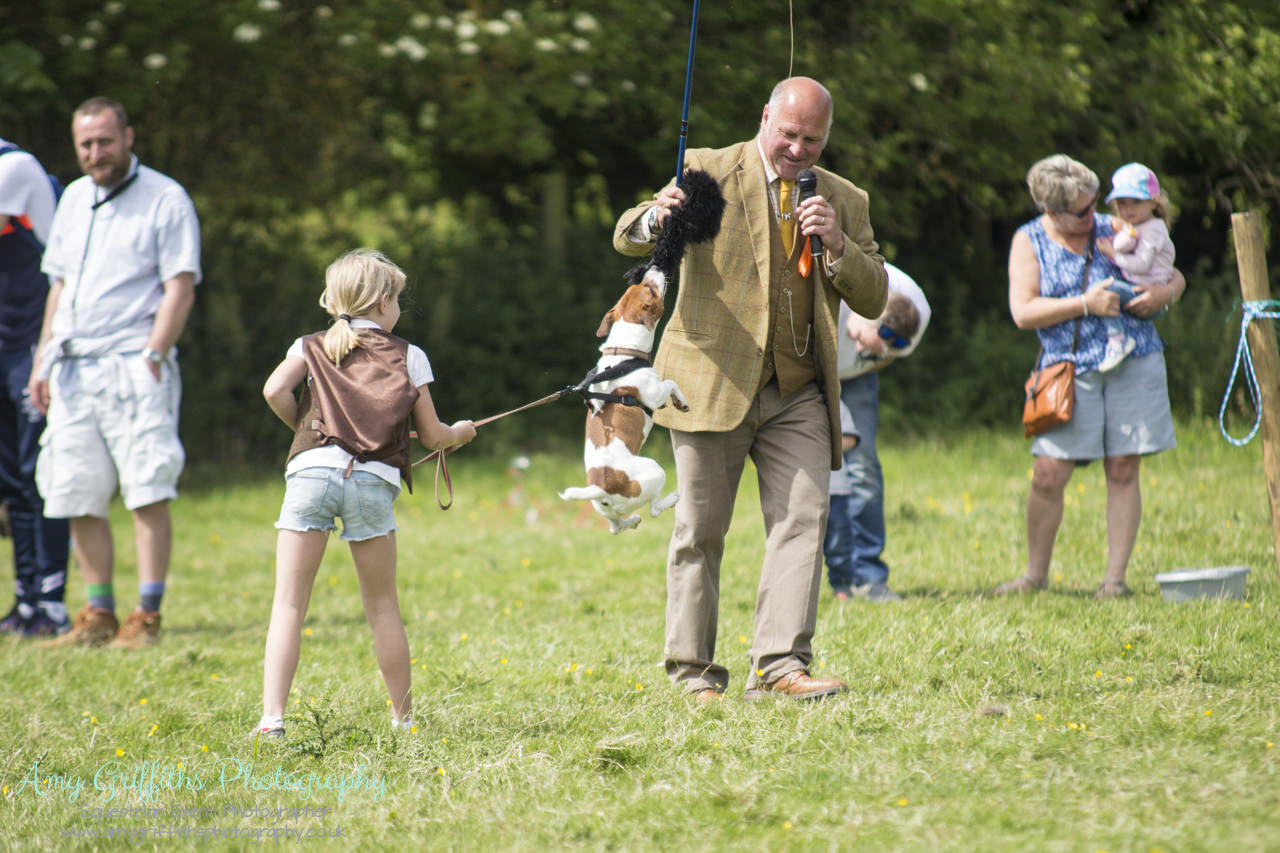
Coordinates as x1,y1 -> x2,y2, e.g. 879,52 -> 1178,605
2,419 -> 1277,851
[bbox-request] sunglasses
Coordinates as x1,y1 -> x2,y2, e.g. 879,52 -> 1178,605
878,324 -> 911,349
1057,194 -> 1097,220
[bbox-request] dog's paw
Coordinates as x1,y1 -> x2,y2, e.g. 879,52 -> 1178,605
609,515 -> 642,534
651,492 -> 679,516
671,395 -> 690,413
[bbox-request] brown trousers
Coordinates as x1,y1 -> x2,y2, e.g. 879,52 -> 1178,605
664,380 -> 831,692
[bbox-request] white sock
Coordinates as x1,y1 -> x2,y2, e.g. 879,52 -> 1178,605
256,715 -> 284,730
392,715 -> 413,731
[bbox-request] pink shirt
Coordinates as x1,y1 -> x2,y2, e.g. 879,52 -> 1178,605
1111,216 -> 1174,287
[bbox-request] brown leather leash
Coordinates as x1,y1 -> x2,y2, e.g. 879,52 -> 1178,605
409,357 -> 655,511
410,387 -> 574,510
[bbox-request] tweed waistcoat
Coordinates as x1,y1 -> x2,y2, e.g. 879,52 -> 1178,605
761,215 -> 817,396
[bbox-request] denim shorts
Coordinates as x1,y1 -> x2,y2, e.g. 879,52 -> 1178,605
275,467 -> 399,541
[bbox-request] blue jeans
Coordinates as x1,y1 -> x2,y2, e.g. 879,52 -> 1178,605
823,372 -> 888,588
1104,280 -> 1167,337
0,346 -> 68,606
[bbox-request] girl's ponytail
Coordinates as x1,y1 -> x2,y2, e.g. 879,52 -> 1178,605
318,249 -> 407,366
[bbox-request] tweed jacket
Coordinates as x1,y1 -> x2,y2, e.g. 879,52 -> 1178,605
612,141 -> 887,468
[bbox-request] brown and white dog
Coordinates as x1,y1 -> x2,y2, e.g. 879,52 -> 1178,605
559,169 -> 724,533
559,274 -> 687,533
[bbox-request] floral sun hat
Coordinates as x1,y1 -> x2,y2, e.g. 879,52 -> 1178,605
1105,162 -> 1160,202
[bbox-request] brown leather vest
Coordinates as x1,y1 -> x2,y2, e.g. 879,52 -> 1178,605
759,216 -> 817,396
287,330 -> 420,491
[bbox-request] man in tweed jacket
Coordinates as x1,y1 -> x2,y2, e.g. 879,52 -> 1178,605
613,77 -> 887,701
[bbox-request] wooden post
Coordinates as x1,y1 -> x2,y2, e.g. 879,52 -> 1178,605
1231,211 -> 1280,581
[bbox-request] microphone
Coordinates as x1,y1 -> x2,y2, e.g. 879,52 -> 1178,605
795,169 -> 822,259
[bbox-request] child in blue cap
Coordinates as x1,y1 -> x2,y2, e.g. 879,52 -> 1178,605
1094,162 -> 1175,372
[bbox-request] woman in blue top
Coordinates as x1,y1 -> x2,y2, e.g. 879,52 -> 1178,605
994,154 -> 1184,599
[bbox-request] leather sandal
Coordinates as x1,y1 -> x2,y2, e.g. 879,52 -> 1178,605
1096,579 -> 1133,599
992,574 -> 1048,596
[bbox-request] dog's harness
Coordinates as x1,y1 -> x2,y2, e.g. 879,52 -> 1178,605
577,355 -> 655,417
412,354 -> 657,510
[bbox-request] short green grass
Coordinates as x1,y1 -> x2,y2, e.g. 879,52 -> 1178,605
2,419 -> 1277,851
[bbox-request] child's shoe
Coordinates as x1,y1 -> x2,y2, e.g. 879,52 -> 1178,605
250,716 -> 285,740
391,715 -> 414,732
1098,335 -> 1136,372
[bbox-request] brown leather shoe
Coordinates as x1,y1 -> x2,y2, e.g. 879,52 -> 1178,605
692,688 -> 724,704
744,670 -> 847,702
41,604 -> 119,648
111,609 -> 162,649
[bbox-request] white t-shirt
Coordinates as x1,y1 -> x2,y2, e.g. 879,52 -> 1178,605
0,139 -> 57,244
285,319 -> 434,487
41,157 -> 201,352
837,262 -> 931,379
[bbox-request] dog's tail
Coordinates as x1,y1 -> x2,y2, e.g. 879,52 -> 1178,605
626,169 -> 725,291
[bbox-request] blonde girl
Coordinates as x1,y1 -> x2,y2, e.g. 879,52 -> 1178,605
254,249 -> 474,738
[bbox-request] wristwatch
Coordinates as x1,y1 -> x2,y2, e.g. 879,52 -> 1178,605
141,347 -> 165,364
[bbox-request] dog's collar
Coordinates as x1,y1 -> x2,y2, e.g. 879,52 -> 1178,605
601,346 -> 651,361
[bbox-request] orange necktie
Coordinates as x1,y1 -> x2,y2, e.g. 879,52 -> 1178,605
779,179 -> 795,257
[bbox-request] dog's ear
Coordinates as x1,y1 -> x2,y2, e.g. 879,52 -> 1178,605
596,307 -> 616,337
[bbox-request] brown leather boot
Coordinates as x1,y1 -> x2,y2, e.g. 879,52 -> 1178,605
112,609 -> 162,649
42,604 -> 119,648
744,670 -> 847,702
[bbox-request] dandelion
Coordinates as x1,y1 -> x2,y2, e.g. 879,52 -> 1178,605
897,798 -> 909,806
139,698 -> 148,705
516,601 -> 523,608
635,683 -> 643,691
783,821 -> 793,830
148,725 -> 158,738
329,576 -> 338,587
521,557 -> 531,568
1204,710 -> 1212,716
201,745 -> 209,752
91,716 -> 98,723
1125,677 -> 1133,683
116,749 -> 124,757
209,534 -> 221,544
1267,742 -> 1274,749
500,658 -> 508,664
738,635 -> 748,644
453,569 -> 462,578
1095,670 -> 1102,677
211,674 -> 219,680
232,23 -> 262,43
1035,713 -> 1043,721
437,767 -> 446,775
460,633 -> 468,642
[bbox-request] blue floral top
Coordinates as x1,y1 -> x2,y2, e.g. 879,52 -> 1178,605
1019,213 -> 1164,372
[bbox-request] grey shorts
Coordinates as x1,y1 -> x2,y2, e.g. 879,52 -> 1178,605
1031,350 -> 1176,461
275,467 -> 399,541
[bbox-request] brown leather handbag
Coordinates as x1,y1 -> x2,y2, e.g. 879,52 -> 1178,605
1022,344 -> 1076,437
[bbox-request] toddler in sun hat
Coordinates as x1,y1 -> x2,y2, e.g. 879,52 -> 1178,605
1094,162 -> 1176,372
